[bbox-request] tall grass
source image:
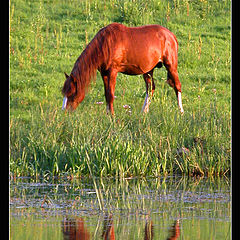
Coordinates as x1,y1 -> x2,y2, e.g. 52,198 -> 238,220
10,0 -> 231,178
10,97 -> 230,178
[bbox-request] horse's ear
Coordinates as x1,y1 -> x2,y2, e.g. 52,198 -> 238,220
70,73 -> 77,82
64,72 -> 69,79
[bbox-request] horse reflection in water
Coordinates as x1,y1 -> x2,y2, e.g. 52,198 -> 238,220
102,214 -> 115,240
62,214 -> 180,240
144,216 -> 180,240
166,220 -> 180,240
62,217 -> 90,240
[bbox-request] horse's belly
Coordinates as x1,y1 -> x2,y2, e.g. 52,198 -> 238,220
120,47 -> 162,75
119,64 -> 145,75
119,55 -> 160,75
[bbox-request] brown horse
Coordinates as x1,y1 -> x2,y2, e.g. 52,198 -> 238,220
62,23 -> 184,115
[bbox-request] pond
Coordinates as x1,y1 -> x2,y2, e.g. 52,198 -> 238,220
10,176 -> 231,239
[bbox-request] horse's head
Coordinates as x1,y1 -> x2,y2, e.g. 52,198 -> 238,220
61,72 -> 85,111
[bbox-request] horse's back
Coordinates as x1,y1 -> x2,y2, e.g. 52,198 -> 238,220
104,23 -> 176,42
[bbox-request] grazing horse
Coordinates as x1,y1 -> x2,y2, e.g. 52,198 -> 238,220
62,23 -> 184,115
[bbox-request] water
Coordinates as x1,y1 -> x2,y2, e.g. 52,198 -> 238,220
10,176 -> 231,239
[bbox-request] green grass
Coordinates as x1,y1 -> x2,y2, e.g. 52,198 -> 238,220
10,0 -> 231,178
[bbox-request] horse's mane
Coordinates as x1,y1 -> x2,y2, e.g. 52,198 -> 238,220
68,23 -> 123,95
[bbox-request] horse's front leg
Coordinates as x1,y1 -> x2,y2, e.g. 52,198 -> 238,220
102,70 -> 117,116
141,71 -> 153,113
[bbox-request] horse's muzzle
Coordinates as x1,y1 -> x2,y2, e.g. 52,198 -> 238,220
62,96 -> 68,110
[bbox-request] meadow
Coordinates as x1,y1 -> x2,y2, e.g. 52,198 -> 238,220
10,0 -> 231,178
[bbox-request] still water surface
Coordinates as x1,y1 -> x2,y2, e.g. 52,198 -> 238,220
10,176 -> 230,239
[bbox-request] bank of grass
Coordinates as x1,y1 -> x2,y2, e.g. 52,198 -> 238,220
10,0 -> 231,178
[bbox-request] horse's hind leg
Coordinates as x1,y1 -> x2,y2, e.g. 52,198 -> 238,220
165,65 -> 184,114
141,70 -> 154,113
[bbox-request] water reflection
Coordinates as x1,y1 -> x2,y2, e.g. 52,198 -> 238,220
10,176 -> 230,240
61,214 -> 180,240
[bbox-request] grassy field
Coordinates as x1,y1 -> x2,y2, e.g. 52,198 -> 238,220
10,0 -> 231,178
